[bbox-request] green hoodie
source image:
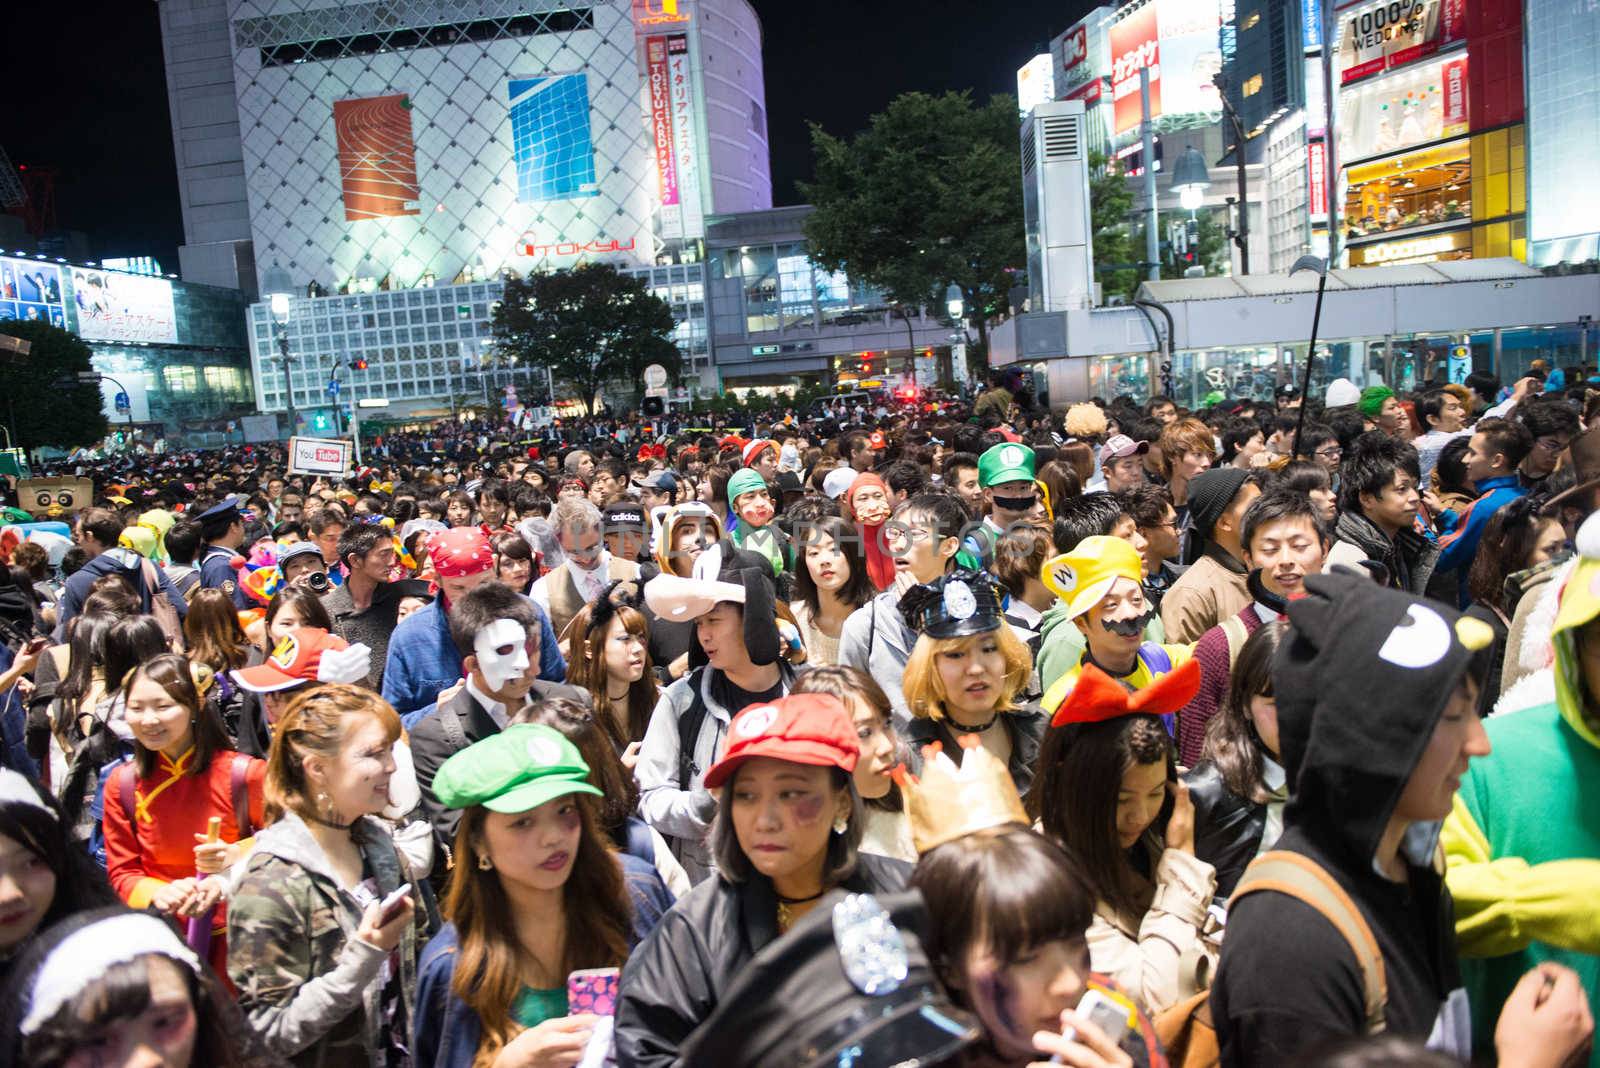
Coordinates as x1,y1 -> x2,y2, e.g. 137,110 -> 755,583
1443,557 -> 1600,1066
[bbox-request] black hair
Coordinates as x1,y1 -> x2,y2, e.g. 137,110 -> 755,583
1467,496 -> 1562,613
1294,423 -> 1339,460
336,523 -> 390,571
76,509 -> 124,550
263,586 -> 333,637
476,477 -> 510,506
1515,398 -> 1580,443
1435,435 -> 1475,498
0,773 -> 117,944
894,492 -> 970,544
1473,416 -> 1535,471
1464,370 -> 1501,407
1117,483 -> 1175,529
0,906 -> 269,1068
1201,620 -> 1288,805
1240,488 -> 1331,552
1338,432 -> 1422,515
940,451 -> 980,481
163,520 -> 202,566
879,460 -> 927,499
101,617 -> 169,696
709,765 -> 863,887
792,515 -> 877,619
1274,459 -> 1333,496
1413,390 -> 1452,430
1051,492 -> 1125,554
448,581 -> 541,659
1220,418 -> 1264,464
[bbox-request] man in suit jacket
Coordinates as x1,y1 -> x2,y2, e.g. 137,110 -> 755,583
410,581 -> 589,844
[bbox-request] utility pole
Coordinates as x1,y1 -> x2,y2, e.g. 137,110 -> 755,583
1141,68 -> 1160,283
1213,73 -> 1252,275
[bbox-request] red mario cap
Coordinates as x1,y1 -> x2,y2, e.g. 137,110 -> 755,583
703,694 -> 860,789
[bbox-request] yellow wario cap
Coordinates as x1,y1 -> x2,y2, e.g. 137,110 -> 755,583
1042,536 -> 1145,619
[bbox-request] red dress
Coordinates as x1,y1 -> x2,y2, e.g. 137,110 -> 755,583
102,748 -> 267,981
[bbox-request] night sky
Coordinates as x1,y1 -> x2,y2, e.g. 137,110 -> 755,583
0,0 -> 1088,267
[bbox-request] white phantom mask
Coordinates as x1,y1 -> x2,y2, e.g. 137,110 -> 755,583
474,617 -> 532,690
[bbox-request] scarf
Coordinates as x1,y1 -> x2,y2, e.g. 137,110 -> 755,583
1245,569 -> 1290,617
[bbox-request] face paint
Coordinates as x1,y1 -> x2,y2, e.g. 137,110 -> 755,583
790,794 -> 826,825
474,617 -> 531,691
1102,606 -> 1157,638
736,492 -> 775,528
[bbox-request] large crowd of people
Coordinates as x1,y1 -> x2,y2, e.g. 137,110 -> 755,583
0,363 -> 1598,1067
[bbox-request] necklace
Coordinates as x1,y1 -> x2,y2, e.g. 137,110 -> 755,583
304,811 -> 357,832
775,888 -> 827,933
948,710 -> 1000,735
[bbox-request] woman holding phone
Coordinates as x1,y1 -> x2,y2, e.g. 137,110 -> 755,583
412,724 -> 674,1068
226,683 -> 430,1068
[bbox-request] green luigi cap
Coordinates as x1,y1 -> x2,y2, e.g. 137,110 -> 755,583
977,442 -> 1036,488
433,724 -> 602,814
727,467 -> 769,501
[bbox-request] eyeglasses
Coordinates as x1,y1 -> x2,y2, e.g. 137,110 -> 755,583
1535,437 -> 1572,454
1314,447 -> 1342,460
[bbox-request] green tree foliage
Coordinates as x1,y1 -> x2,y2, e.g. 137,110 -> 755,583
801,91 -> 1024,372
0,322 -> 109,450
1089,151 -> 1139,303
490,263 -> 681,415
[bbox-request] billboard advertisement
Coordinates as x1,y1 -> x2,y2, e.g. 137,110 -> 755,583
0,256 -> 67,329
1109,0 -> 1222,136
507,73 -> 600,203
332,94 -> 422,221
1338,54 -> 1468,163
632,0 -> 689,27
1110,2 -> 1160,135
667,35 -> 705,240
1062,26 -> 1089,77
1017,53 -> 1056,115
646,35 -> 681,237
68,268 -> 177,344
1337,0 -> 1466,85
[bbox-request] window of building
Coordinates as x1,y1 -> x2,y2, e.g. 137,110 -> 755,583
1344,139 -> 1471,246
1242,74 -> 1263,98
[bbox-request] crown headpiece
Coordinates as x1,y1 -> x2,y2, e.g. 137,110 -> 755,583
894,735 -> 1030,855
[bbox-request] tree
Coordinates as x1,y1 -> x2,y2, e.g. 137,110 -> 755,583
801,91 -> 1024,378
1090,151 -> 1139,304
490,263 -> 681,416
0,321 -> 108,450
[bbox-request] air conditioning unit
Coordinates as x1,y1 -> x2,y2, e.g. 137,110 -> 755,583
1021,100 -> 1094,313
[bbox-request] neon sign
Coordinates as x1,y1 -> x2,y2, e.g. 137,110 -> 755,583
634,0 -> 689,26
516,237 -> 639,258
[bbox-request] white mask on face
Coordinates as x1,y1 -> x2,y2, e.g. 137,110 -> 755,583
474,617 -> 531,691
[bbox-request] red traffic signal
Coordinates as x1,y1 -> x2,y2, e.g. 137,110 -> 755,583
353,358 -> 368,370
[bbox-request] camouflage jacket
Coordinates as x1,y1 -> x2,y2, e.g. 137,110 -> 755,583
227,811 -> 429,1068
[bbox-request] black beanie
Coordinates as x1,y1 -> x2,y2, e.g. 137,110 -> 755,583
1187,467 -> 1251,539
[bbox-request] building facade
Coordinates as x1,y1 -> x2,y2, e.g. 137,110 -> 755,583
1,251 -> 253,440
1524,0 -> 1600,265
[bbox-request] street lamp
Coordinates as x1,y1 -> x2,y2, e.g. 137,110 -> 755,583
1170,146 -> 1212,213
945,283 -> 964,320
1211,72 -> 1252,275
260,263 -> 296,438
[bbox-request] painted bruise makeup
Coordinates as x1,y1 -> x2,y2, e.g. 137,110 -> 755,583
474,618 -> 531,690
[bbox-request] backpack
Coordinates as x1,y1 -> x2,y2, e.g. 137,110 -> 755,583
138,558 -> 185,652
1154,850 -> 1387,1068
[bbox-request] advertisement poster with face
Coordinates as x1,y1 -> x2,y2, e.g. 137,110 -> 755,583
68,268 -> 178,344
0,257 -> 66,329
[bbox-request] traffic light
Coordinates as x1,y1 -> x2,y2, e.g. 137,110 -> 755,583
352,357 -> 368,370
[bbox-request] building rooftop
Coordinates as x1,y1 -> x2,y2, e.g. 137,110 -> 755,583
1136,257 -> 1542,302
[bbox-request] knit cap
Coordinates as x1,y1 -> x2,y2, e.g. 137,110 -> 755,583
1186,467 -> 1251,540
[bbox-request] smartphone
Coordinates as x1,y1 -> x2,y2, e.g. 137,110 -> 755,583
23,636 -> 47,656
1051,987 -> 1135,1061
567,967 -> 621,1016
375,883 -> 412,926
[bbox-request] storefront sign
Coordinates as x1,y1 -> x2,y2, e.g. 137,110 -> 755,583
1308,139 -> 1329,218
667,35 -> 704,240
633,0 -> 689,26
1349,229 -> 1471,265
516,236 -> 638,258
645,37 -> 680,232
1303,0 -> 1324,49
1441,56 -> 1467,132
1067,78 -> 1104,104
1337,0 -> 1465,85
1063,26 -> 1088,72
287,436 -> 354,477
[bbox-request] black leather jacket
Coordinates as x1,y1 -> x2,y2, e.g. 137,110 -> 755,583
614,852 -> 912,1068
1184,761 -> 1267,902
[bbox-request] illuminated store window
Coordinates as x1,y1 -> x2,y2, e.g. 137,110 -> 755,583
1344,139 -> 1471,244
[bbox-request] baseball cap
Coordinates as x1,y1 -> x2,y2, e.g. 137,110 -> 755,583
432,724 -> 602,814
1101,434 -> 1150,460
703,694 -> 860,789
1041,537 -> 1145,619
1324,378 -> 1361,408
277,540 -> 326,571
742,439 -> 777,467
232,628 -> 372,693
822,467 -> 858,500
977,442 -> 1036,488
641,470 -> 678,493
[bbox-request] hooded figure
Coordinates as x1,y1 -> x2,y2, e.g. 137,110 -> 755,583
635,544 -> 794,882
1211,569 -> 1494,1065
841,472 -> 896,591
727,469 -> 789,577
1444,511 -> 1600,1064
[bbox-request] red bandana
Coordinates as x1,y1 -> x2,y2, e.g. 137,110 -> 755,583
428,528 -> 494,578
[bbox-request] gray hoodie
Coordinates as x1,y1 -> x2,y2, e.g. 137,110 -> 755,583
837,590 -> 918,729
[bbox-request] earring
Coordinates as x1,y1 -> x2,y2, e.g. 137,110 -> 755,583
477,853 -> 494,871
832,815 -> 849,835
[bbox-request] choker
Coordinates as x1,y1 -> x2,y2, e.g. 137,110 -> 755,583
947,711 -> 1001,735
775,887 -> 827,906
304,811 -> 357,832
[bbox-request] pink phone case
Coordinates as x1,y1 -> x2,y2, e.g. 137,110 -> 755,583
567,967 -> 621,1016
